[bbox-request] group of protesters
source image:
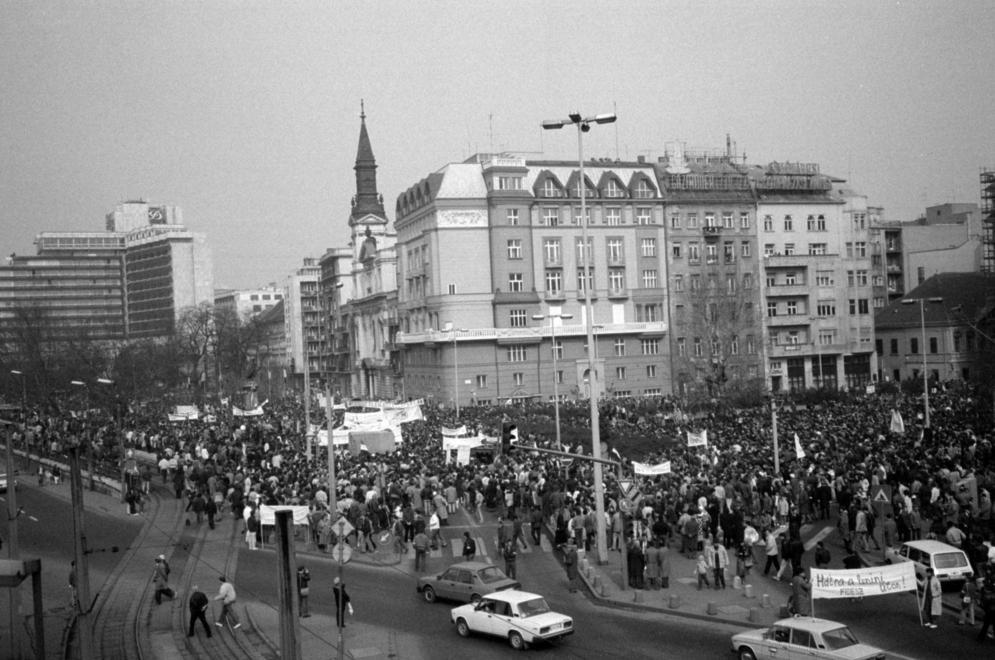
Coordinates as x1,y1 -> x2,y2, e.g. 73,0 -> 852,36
9,378 -> 995,639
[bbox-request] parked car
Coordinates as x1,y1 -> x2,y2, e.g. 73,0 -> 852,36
884,539 -> 973,587
731,617 -> 885,660
417,561 -> 520,604
450,590 -> 573,650
0,472 -> 16,493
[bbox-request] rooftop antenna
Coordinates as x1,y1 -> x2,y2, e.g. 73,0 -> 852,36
613,100 -> 619,160
489,113 -> 494,154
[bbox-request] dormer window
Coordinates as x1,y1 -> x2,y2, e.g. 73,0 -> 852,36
541,179 -> 561,198
633,178 -> 654,198
605,179 -> 625,198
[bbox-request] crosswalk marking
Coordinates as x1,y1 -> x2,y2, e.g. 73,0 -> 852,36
407,532 -> 553,565
803,525 -> 834,552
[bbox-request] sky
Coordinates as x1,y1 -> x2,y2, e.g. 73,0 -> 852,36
2,1 -> 993,290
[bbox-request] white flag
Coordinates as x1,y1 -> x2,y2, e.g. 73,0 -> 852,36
794,433 -> 805,459
687,429 -> 708,447
889,409 -> 905,434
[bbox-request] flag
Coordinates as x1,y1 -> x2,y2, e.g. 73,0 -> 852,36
794,433 -> 805,460
889,409 -> 905,434
687,429 -> 708,447
610,446 -> 623,463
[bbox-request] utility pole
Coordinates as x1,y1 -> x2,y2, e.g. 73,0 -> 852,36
325,383 -> 338,515
5,424 -> 23,660
274,510 -> 300,659
70,448 -> 93,660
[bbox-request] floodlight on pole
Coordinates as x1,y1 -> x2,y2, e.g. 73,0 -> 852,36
901,296 -> 943,428
541,110 -> 615,565
533,312 -> 573,451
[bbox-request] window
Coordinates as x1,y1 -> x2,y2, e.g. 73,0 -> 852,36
856,270 -> 868,286
509,309 -> 527,327
607,238 -> 624,263
764,243 -> 775,257
497,176 -> 522,190
638,303 -> 661,322
845,242 -> 853,258
671,242 -> 682,259
513,372 -> 524,386
507,345 -> 527,362
670,213 -> 681,229
874,296 -> 885,308
576,268 -> 593,293
726,274 -> 736,294
677,337 -> 686,357
786,301 -> 798,315
809,243 -> 827,255
690,274 -> 701,290
634,179 -> 654,199
605,179 -> 624,198
816,301 -> 835,316
711,337 -> 720,354
783,215 -> 793,231
544,238 -> 561,263
855,241 -> 867,257
688,242 -> 700,263
448,283 -> 457,295
849,299 -> 856,315
784,243 -> 796,256
929,337 -> 939,354
910,337 -> 919,354
552,339 -> 563,360
636,207 -> 652,225
687,213 -> 699,228
730,335 -> 739,355
506,208 -> 519,225
767,274 -> 777,288
642,270 -> 658,288
847,270 -> 855,287
573,206 -> 591,225
508,273 -> 524,292
806,214 -> 816,231
705,212 -> 717,228
693,337 -> 703,356
740,212 -> 751,229
545,270 -> 562,295
575,237 -> 593,264
747,335 -> 756,354
613,338 -> 625,356
641,338 -> 660,355
723,212 -> 734,229
541,179 -> 560,198
609,269 -> 625,291
615,366 -> 626,380
743,273 -> 753,289
475,375 -> 487,388
507,239 -> 522,259
858,299 -> 869,314
641,238 -> 656,257
543,208 -> 559,226
815,214 -> 826,231
816,270 -> 833,286
787,330 -> 800,345
767,301 -> 778,317
573,179 -> 594,199
741,241 -> 751,257
724,241 -> 735,263
763,215 -> 773,231
605,207 -> 621,225
785,272 -> 797,285
673,274 -> 684,291
646,365 -> 657,378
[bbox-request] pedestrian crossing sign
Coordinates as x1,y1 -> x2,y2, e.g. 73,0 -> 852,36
872,486 -> 890,503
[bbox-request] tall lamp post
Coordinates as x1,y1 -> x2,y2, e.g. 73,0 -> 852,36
71,380 -> 96,491
445,323 -> 468,419
10,369 -> 26,420
901,296 -> 943,428
532,312 -> 573,450
542,111 -> 616,565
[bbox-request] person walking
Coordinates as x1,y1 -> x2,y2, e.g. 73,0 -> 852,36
187,586 -> 212,638
214,575 -> 240,630
562,537 -> 580,592
922,568 -> 942,629
762,529 -> 781,578
530,506 -> 543,546
503,540 -> 518,580
644,540 -> 662,590
790,567 -> 812,616
978,579 -> 995,642
152,555 -> 174,605
461,531 -> 477,561
709,540 -> 729,589
333,577 -> 352,628
297,565 -> 311,618
413,529 -> 429,572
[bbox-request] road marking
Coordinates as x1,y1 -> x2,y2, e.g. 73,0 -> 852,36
28,515 -> 38,522
804,525 -> 834,551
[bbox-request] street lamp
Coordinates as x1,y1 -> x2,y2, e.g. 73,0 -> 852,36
901,296 -> 943,428
532,312 -> 573,450
70,380 -> 96,490
445,323 -> 468,418
10,370 -> 26,419
809,318 -> 823,389
542,110 -> 616,565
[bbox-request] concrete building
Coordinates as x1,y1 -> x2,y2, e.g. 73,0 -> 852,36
283,258 -> 321,390
0,201 -> 212,342
213,285 -> 283,320
900,203 -> 983,291
654,146 -> 764,397
394,153 -> 670,406
874,272 -> 995,385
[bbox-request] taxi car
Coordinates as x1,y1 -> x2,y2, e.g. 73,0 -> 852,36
731,617 -> 885,660
417,561 -> 520,604
884,539 -> 973,587
451,589 -> 573,650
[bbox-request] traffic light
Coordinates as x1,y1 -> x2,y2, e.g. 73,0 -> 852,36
501,423 -> 518,453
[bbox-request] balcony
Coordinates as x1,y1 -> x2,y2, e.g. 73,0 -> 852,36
765,284 -> 810,297
607,287 -> 629,300
703,226 -> 721,240
396,320 -> 669,345
763,254 -> 811,269
765,314 -> 810,327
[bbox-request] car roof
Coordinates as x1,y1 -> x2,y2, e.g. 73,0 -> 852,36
900,540 -> 965,553
448,561 -> 498,571
482,590 -> 542,604
773,617 -> 850,633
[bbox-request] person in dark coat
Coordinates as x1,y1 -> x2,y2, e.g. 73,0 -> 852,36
332,577 -> 351,628
187,585 -> 212,638
563,537 -> 580,592
627,538 -> 646,589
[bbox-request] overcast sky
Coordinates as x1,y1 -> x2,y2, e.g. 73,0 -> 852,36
2,1 -> 992,290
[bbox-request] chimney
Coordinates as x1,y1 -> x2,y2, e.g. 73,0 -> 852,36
637,155 -> 646,164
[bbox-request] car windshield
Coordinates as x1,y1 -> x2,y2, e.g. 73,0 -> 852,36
935,552 -> 969,569
477,566 -> 510,584
822,626 -> 859,650
517,597 -> 551,617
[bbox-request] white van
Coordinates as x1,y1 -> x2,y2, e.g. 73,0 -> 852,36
884,540 -> 973,587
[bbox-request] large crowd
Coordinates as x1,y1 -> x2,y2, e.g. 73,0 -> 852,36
10,381 -> 995,632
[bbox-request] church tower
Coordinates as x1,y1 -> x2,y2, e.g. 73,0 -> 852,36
349,100 -> 388,228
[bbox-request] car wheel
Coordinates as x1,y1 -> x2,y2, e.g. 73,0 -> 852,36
738,646 -> 757,660
455,618 -> 470,637
470,593 -> 482,605
509,631 -> 526,651
884,559 -> 891,564
422,586 -> 436,603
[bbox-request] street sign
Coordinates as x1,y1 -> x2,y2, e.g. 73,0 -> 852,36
334,516 -> 354,539
869,485 -> 893,517
618,479 -> 633,498
619,498 -> 632,514
331,542 -> 352,564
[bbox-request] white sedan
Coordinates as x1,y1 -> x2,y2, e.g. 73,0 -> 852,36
731,617 -> 886,660
450,590 -> 573,650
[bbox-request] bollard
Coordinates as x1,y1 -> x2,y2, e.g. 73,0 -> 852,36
733,576 -> 742,590
706,601 -> 718,615
593,575 -> 602,592
633,589 -> 644,603
748,607 -> 760,623
599,580 -> 608,597
761,593 -> 771,608
744,583 -> 754,599
668,593 -> 680,609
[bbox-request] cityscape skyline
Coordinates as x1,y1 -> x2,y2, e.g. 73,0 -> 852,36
2,1 -> 993,290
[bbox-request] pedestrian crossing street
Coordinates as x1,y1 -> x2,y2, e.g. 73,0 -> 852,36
401,526 -> 556,563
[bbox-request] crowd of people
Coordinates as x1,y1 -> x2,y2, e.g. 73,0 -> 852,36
9,379 -> 995,638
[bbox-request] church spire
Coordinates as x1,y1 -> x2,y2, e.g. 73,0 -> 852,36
350,99 -> 386,225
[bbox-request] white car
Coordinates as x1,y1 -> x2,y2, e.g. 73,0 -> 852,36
450,590 -> 573,650
0,472 -> 15,493
731,617 -> 886,660
884,539 -> 973,587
